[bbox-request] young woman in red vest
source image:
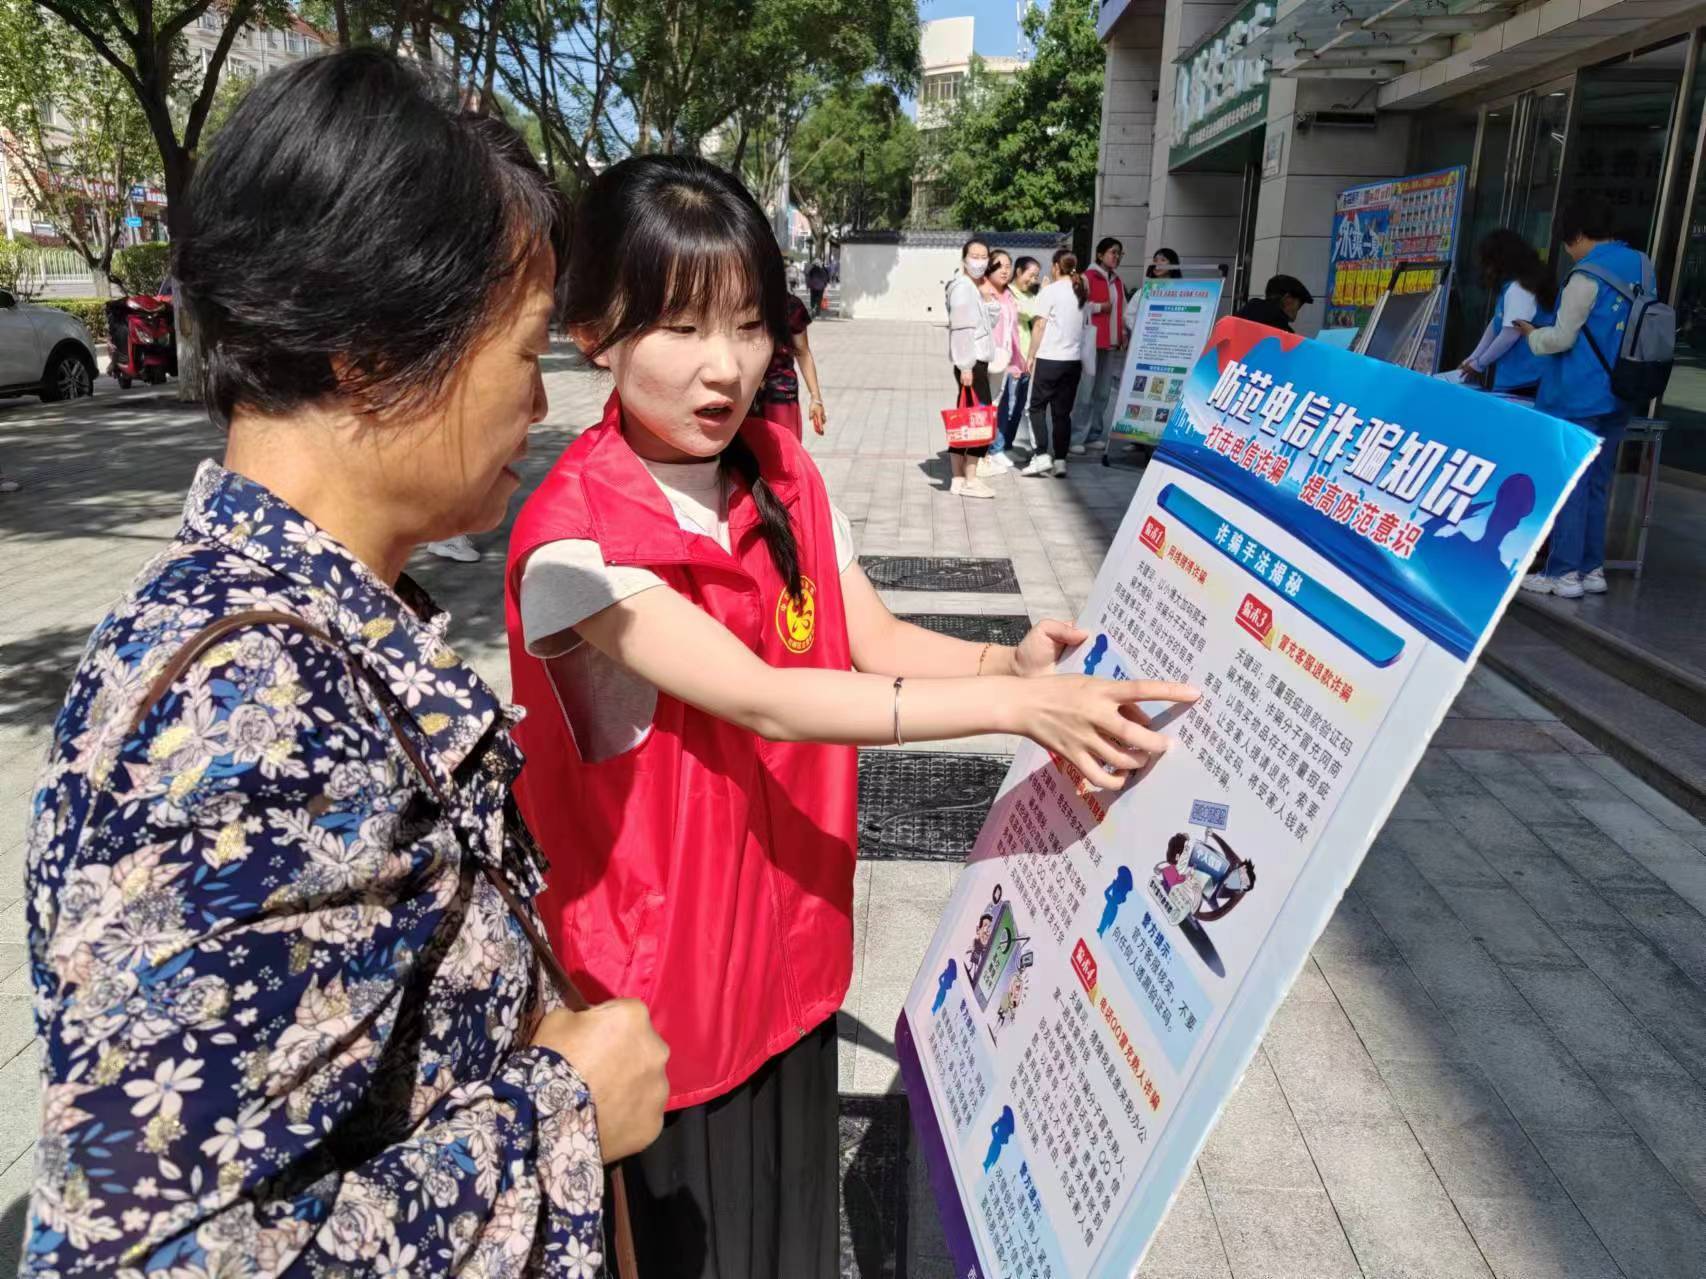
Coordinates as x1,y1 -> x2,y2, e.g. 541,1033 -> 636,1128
504,155 -> 1198,1279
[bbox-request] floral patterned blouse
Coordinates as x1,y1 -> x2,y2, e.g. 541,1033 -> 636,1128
22,462 -> 606,1279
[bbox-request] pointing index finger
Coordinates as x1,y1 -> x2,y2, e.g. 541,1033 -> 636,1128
1108,680 -> 1200,705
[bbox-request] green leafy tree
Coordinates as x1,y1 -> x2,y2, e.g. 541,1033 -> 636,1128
700,0 -> 916,232
790,81 -> 916,258
936,0 -> 1103,231
0,237 -> 40,297
0,0 -> 157,277
30,0 -> 295,237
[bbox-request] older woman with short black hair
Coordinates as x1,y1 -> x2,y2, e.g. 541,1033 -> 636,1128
21,47 -> 666,1278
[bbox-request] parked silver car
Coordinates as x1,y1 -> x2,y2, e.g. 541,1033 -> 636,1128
0,289 -> 96,401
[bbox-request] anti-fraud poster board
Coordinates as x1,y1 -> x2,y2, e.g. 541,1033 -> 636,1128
1110,276 -> 1225,447
895,318 -> 1598,1277
1323,165 -> 1466,371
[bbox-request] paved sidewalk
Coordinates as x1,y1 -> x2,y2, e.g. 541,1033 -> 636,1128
4,322 -> 1706,1277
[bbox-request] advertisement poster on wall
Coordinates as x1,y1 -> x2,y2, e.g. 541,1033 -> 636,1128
896,318 -> 1597,1277
1111,276 -> 1225,447
1323,165 -> 1467,371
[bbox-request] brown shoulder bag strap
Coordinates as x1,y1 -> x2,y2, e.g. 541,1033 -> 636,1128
126,610 -> 640,1278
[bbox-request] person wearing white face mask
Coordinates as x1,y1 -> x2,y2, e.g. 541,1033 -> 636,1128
945,237 -> 997,498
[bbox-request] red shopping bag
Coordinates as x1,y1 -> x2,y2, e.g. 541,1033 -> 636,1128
941,387 -> 998,447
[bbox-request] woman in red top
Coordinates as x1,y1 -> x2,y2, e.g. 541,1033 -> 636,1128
504,155 -> 1197,1279
754,291 -> 828,437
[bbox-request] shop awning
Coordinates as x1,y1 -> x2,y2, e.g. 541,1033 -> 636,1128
1245,0 -> 1522,81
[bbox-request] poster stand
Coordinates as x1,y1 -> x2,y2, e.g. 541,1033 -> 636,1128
1352,258 -> 1453,372
1103,266 -> 1228,471
1323,165 -> 1466,372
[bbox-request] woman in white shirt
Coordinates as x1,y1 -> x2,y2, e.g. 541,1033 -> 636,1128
1021,252 -> 1090,478
1459,229 -> 1556,397
945,237 -> 997,498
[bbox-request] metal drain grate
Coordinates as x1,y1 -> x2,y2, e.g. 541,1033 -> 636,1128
839,1093 -> 912,1279
859,749 -> 1010,862
859,555 -> 1021,594
894,613 -> 1032,645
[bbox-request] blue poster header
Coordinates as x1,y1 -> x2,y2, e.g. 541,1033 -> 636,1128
1158,319 -> 1599,660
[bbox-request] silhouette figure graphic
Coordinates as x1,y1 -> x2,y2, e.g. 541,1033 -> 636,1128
984,1106 -> 1016,1172
933,958 -> 958,1013
1083,634 -> 1110,676
1098,866 -> 1133,936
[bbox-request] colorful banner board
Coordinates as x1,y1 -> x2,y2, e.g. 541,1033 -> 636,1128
897,318 -> 1598,1277
1111,276 -> 1225,447
1323,165 -> 1467,371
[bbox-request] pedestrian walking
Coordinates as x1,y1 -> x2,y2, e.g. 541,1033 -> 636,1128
1146,247 -> 1181,279
1022,252 -> 1091,478
1071,236 -> 1127,453
980,250 -> 1027,475
755,291 -> 828,438
807,259 -> 829,312
1235,274 -> 1315,333
505,154 -> 1199,1279
946,236 -> 997,498
995,255 -> 1043,462
1459,229 -> 1556,398
19,48 -> 672,1279
1516,196 -> 1649,600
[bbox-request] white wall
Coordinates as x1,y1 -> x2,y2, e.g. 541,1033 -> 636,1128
839,241 -> 1066,321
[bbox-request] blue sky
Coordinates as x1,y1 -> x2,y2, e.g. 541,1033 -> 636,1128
919,0 -> 1028,59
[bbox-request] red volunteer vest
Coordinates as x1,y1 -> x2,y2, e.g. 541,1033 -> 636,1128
1088,265 -> 1127,350
505,395 -> 858,1109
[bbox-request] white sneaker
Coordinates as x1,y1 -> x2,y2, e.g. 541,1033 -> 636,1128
1519,573 -> 1555,595
1522,572 -> 1583,598
1068,444 -> 1088,456
0,478 -> 18,494
988,452 -> 1017,473
1021,454 -> 1054,476
961,477 -> 996,499
1582,567 -> 1608,594
1052,459 -> 1068,478
949,476 -> 965,495
425,535 -> 481,563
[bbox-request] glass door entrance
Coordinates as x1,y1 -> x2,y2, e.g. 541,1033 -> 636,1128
1444,81 -> 1573,367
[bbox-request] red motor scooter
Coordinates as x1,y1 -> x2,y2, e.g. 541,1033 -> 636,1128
105,294 -> 177,388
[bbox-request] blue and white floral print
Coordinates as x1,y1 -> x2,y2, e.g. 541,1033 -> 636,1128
23,462 -> 606,1278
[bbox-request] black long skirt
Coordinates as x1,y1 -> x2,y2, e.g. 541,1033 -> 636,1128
606,1017 -> 839,1279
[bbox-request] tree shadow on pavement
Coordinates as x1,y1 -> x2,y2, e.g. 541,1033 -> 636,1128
0,1190 -> 27,1273
0,624 -> 93,730
0,389 -> 220,543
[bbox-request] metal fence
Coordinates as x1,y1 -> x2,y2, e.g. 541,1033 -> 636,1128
14,247 -> 104,299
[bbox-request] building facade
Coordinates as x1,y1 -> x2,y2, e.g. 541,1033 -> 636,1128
1094,0 -> 1706,478
3,16 -> 328,246
913,16 -> 1029,222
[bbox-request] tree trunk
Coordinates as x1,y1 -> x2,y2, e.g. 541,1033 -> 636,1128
334,0 -> 351,46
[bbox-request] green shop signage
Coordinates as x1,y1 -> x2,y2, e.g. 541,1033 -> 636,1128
1170,0 -> 1274,169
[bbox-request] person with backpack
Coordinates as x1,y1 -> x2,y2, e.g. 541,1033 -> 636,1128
1514,195 -> 1674,599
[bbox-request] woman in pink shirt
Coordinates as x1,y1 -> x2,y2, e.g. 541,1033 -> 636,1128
979,251 -> 1029,474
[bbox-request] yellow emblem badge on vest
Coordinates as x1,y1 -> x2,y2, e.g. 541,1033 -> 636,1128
776,575 -> 818,654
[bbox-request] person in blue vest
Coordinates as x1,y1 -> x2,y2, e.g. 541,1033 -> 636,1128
1514,196 -> 1647,600
1460,229 -> 1555,397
